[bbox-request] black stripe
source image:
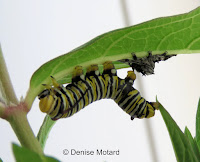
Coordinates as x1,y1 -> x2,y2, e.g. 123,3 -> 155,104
60,87 -> 79,114
53,89 -> 65,119
108,75 -> 113,98
65,84 -> 83,116
70,84 -> 86,108
116,84 -> 132,103
113,83 -> 126,100
69,89 -> 79,112
122,93 -> 139,111
123,95 -> 141,116
134,100 -> 146,118
53,98 -> 58,111
59,86 -> 74,117
85,77 -> 95,102
102,70 -> 116,99
101,77 -> 106,98
62,79 -> 94,116
49,98 -> 58,120
118,90 -> 139,109
38,89 -> 50,99
94,75 -> 103,100
62,86 -> 73,108
80,78 -> 94,103
145,105 -> 150,118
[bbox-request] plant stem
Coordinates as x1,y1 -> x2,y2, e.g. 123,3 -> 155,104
0,104 -> 5,117
8,103 -> 43,155
0,44 -> 18,105
0,45 -> 43,155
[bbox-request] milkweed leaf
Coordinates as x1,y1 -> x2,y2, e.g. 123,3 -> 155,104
12,143 -> 59,162
184,127 -> 200,159
196,98 -> 200,151
158,101 -> 199,162
26,7 -> 200,108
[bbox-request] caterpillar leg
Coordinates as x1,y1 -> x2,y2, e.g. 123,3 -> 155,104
150,102 -> 159,110
127,71 -> 136,81
123,70 -> 136,86
86,64 -> 99,76
72,66 -> 84,83
39,76 -> 60,90
50,76 -> 60,88
103,61 -> 117,76
102,62 -> 119,99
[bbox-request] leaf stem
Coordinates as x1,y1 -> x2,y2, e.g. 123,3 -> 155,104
24,88 -> 37,111
37,115 -> 56,149
0,44 -> 18,105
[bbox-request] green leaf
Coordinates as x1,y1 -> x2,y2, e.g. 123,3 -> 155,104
0,158 -> 2,162
37,115 -> 56,150
196,98 -> 200,150
12,143 -> 59,162
184,127 -> 200,159
25,7 -> 200,107
158,102 -> 199,162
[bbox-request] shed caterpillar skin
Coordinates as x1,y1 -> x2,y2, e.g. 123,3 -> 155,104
119,51 -> 176,75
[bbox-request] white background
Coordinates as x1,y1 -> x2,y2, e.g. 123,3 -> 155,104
1,0 -> 200,162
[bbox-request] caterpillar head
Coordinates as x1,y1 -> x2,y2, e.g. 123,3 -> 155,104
38,76 -> 61,114
38,89 -> 54,114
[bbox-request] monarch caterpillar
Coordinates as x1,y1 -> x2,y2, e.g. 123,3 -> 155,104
38,62 -> 158,120
119,51 -> 176,75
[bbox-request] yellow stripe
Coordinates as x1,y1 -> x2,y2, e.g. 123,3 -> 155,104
49,98 -> 61,118
126,97 -> 141,114
119,90 -> 138,108
111,76 -> 118,99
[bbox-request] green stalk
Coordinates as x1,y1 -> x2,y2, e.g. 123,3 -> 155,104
0,104 -> 5,117
0,45 -> 43,155
8,103 -> 43,155
0,44 -> 18,105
